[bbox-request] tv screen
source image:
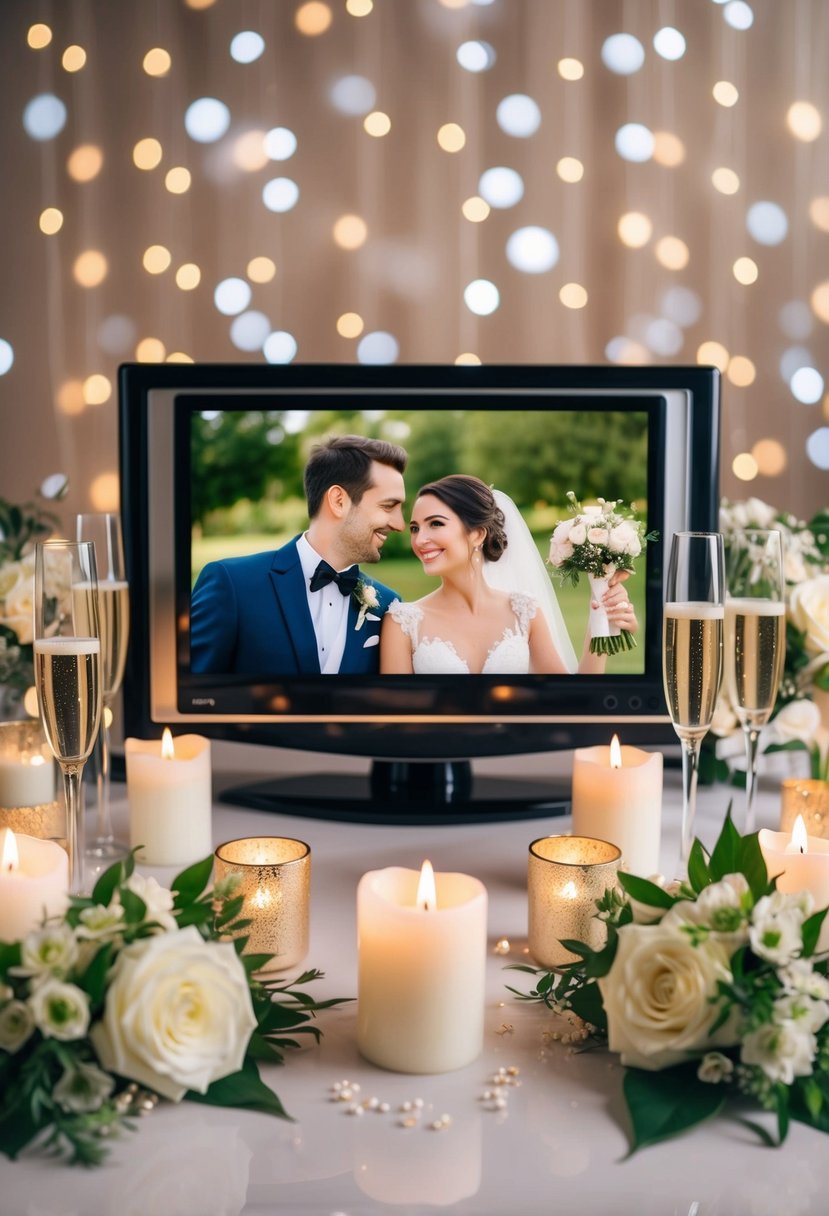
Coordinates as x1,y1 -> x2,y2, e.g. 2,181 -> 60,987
119,363 -> 720,821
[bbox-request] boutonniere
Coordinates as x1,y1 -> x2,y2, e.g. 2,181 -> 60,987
353,579 -> 380,630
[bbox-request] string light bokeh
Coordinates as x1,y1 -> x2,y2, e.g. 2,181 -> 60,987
1,0 -> 828,515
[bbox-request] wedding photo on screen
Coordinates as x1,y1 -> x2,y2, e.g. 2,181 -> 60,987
177,400 -> 655,683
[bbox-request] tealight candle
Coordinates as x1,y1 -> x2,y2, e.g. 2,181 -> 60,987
759,815 -> 829,911
0,720 -> 56,809
357,861 -> 488,1074
528,835 -> 621,969
0,827 -> 69,940
213,836 -> 310,972
571,736 -> 663,876
125,729 -> 212,866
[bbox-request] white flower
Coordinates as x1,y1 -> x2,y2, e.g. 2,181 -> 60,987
548,539 -> 573,567
741,1020 -> 817,1085
354,580 -> 380,630
90,925 -> 257,1102
663,874 -> 750,950
778,959 -> 829,1001
29,980 -> 91,1041
697,1051 -> 735,1083
744,497 -> 777,528
568,522 -> 586,546
749,890 -> 813,966
789,575 -> 829,661
597,922 -> 738,1070
552,518 -> 574,541
608,522 -> 638,555
0,999 -> 36,1052
76,902 -> 126,941
709,689 -> 740,738
118,873 -> 177,932
773,993 -> 829,1035
53,1060 -> 115,1113
587,527 -> 609,546
770,699 -> 821,748
582,504 -> 603,518
19,923 -> 79,982
784,549 -> 810,585
3,571 -> 35,645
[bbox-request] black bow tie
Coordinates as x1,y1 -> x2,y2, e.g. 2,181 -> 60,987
309,560 -> 360,596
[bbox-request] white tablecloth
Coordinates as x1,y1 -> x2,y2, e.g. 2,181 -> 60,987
1,755 -> 822,1216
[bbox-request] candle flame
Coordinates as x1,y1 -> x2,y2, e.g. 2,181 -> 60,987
609,734 -> 622,769
792,814 -> 808,855
0,828 -> 19,873
29,754 -> 45,767
161,728 -> 176,760
561,880 -> 578,900
416,859 -> 437,911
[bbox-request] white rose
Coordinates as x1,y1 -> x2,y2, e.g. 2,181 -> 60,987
770,699 -> 821,748
741,1020 -> 817,1085
597,922 -> 738,1070
19,923 -> 79,982
582,505 -> 603,518
745,497 -> 777,527
90,925 -> 258,1102
569,523 -> 587,546
0,561 -> 24,603
709,689 -> 740,738
362,584 -> 379,609
789,575 -> 829,659
29,979 -> 91,1041
608,522 -> 636,554
750,889 -> 812,966
2,571 -> 34,645
548,539 -> 573,567
53,1060 -> 115,1113
0,999 -> 36,1052
587,527 -> 609,546
784,549 -> 809,585
552,518 -> 574,541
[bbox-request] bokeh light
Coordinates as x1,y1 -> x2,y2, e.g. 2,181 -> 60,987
646,318 -> 683,356
230,31 -> 265,64
746,201 -> 788,246
601,34 -> 645,75
39,208 -> 64,235
67,145 -> 104,182
606,337 -> 650,365
143,245 -> 171,274
556,157 -> 584,183
264,128 -> 297,160
98,315 -> 137,356
712,167 -> 740,194
214,278 -> 251,315
732,453 -> 758,481
437,123 -> 466,152
780,347 -> 812,383
455,353 -> 481,365
230,311 -> 271,351
247,256 -> 276,283
166,352 -> 194,363
790,367 -> 825,404
346,0 -> 373,14
143,48 -> 171,76
506,227 -> 559,274
723,2 -> 754,31
333,214 -> 368,249
176,263 -> 201,290
496,95 -> 541,138
478,167 -> 524,208
655,237 -> 689,270
165,167 -> 191,193
264,331 -> 298,363
457,41 -> 496,72
184,98 -> 231,143
559,283 -> 588,309
62,45 -> 87,73
357,331 -> 399,363
83,374 -> 111,405
618,212 -> 652,248
464,279 -> 500,316
615,123 -> 654,162
330,75 -> 376,115
557,58 -> 584,81
27,24 -> 52,49
136,337 -> 166,362
23,94 -> 67,141
752,438 -> 787,476
787,101 -> 822,142
653,132 -> 686,166
73,251 -> 108,288
364,111 -> 391,136
0,340 -> 14,376
809,197 -> 829,233
233,130 -> 269,171
462,197 -> 490,222
662,286 -> 702,327
806,428 -> 829,469
295,3 -> 332,36
133,138 -> 163,170
57,380 -> 86,415
733,257 -> 759,285
727,355 -> 757,386
90,473 -> 120,513
713,81 -> 739,107
653,28 -> 686,60
697,341 -> 730,371
337,312 -> 364,338
779,302 -> 813,340
262,177 -> 299,212
811,281 -> 829,324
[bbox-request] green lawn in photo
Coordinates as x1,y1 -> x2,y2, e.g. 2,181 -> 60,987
192,534 -> 646,674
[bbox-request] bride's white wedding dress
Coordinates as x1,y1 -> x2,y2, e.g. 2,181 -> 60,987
387,593 -> 537,674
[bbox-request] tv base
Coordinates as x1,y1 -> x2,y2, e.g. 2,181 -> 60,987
220,760 -> 570,825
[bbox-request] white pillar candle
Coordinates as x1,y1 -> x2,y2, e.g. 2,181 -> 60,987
0,754 -> 55,808
357,861 -> 487,1074
0,828 -> 68,940
759,816 -> 829,911
571,737 -> 663,876
125,730 -> 212,866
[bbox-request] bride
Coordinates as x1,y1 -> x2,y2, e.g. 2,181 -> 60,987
379,475 -> 637,675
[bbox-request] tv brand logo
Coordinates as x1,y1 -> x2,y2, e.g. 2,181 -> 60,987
191,696 -> 216,706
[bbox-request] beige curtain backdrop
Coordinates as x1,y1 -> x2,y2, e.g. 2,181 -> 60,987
0,0 -> 827,520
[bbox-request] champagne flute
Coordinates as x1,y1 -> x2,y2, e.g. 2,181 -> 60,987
34,541 -> 103,894
76,512 -> 130,862
725,529 -> 786,835
662,532 -> 725,865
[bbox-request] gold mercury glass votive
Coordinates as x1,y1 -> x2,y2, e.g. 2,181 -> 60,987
214,836 -> 310,972
781,779 -> 829,840
528,835 -> 622,970
0,719 -> 63,843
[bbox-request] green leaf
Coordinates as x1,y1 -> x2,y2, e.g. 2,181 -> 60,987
118,889 -> 147,925
0,940 -> 21,971
802,1077 -> 824,1122
77,943 -> 112,1009
802,907 -> 829,957
738,832 -> 771,901
241,953 -> 274,976
186,1057 -> 291,1120
709,811 -> 742,881
172,856 -> 214,908
214,894 -> 246,928
91,861 -> 126,909
568,982 -> 606,1033
618,872 -> 675,909
732,1115 -> 778,1148
622,1065 -> 725,1153
686,839 -> 712,893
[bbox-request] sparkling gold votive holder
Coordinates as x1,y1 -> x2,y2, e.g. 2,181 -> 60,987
781,779 -> 829,840
0,719 -> 62,843
528,835 -> 622,969
214,837 -> 310,972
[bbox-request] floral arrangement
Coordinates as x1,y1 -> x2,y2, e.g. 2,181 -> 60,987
547,492 -> 657,656
510,816 -> 829,1152
0,852 -> 344,1166
706,498 -> 829,785
354,579 -> 380,630
0,485 -> 65,711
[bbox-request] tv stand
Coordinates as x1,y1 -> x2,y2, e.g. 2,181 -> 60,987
219,759 -> 570,825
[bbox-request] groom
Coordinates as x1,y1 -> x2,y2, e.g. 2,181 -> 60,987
190,435 -> 407,675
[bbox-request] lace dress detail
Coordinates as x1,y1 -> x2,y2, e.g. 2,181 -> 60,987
387,594 -> 536,674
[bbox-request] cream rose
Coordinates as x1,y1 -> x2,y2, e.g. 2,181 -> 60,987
90,926 -> 258,1102
789,575 -> 829,660
3,569 -> 35,644
598,922 -> 738,1070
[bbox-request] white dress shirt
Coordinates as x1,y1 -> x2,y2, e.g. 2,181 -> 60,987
296,533 -> 352,674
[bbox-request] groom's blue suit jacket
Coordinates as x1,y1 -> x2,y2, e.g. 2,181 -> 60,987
189,537 -> 398,675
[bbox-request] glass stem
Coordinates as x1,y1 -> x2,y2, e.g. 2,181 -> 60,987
62,763 -> 85,895
96,705 -> 113,843
680,739 -> 702,866
743,726 -> 761,836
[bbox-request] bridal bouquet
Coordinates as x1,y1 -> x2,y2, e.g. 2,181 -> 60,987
510,816 -> 829,1153
704,497 -> 829,785
547,492 -> 657,656
0,852 -> 344,1166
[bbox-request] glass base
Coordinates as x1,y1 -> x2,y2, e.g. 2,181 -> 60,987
84,836 -> 130,862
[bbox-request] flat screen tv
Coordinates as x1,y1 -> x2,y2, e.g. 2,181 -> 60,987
119,363 -> 720,822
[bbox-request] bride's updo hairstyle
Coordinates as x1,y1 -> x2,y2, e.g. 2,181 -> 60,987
416,475 -> 508,562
